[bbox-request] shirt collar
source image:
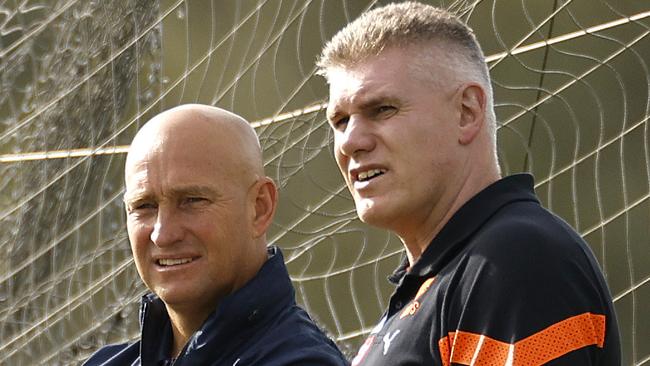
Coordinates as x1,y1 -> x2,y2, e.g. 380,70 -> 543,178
389,174 -> 539,284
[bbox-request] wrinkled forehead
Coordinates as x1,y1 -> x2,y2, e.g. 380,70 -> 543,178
325,44 -> 456,88
326,67 -> 365,101
325,51 -> 419,110
124,112 -> 263,192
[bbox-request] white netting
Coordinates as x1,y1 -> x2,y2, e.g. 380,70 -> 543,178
0,1 -> 648,365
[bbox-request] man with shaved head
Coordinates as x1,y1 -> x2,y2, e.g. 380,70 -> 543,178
84,104 -> 348,365
318,2 -> 619,365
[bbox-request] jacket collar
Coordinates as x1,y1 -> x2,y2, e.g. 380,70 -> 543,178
139,246 -> 295,365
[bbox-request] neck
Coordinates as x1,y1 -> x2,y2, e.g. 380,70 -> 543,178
399,164 -> 500,267
165,304 -> 213,358
163,243 -> 269,358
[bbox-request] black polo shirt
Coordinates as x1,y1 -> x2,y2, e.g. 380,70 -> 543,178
351,174 -> 620,366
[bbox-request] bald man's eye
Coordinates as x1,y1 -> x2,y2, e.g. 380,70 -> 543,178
182,197 -> 209,207
127,202 -> 157,214
374,105 -> 397,119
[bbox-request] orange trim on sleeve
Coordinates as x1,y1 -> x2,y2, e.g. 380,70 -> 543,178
437,312 -> 606,366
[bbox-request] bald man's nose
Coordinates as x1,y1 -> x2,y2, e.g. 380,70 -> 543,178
150,208 -> 184,246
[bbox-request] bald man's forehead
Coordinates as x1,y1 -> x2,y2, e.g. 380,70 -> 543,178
124,136 -> 244,198
125,104 -> 265,183
138,108 -> 258,145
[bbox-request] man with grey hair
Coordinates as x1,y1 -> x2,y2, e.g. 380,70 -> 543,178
318,2 -> 619,365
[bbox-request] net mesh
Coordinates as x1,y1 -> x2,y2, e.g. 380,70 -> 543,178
0,0 -> 648,365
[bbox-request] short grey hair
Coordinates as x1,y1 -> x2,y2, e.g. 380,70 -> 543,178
317,1 -> 497,143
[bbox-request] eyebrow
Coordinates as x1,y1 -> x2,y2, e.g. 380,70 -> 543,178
123,190 -> 150,205
327,94 -> 401,121
358,96 -> 400,110
169,185 -> 219,197
123,185 -> 220,204
326,109 -> 343,123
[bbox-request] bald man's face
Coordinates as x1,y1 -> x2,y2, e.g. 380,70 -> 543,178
124,116 -> 260,313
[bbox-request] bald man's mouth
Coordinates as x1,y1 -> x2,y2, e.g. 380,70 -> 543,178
157,258 -> 194,266
153,254 -> 202,269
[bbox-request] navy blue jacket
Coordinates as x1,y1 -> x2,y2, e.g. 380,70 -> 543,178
85,246 -> 349,365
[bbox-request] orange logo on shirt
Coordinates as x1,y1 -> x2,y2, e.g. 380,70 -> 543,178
400,301 -> 420,318
400,277 -> 435,319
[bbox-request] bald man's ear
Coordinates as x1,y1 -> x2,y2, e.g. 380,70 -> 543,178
250,177 -> 278,238
457,83 -> 487,145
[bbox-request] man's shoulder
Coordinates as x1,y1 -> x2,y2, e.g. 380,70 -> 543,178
249,303 -> 349,364
427,200 -> 621,365
447,198 -> 609,309
471,198 -> 589,260
82,341 -> 139,366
